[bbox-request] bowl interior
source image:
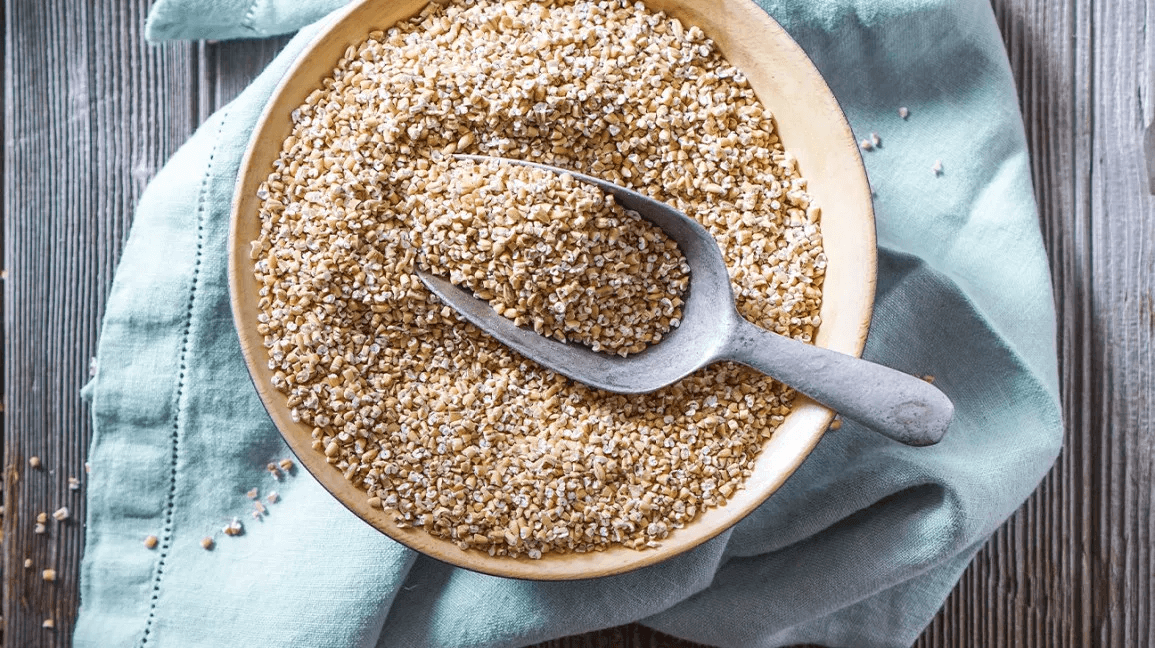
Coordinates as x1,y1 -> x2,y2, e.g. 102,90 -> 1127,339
229,0 -> 875,580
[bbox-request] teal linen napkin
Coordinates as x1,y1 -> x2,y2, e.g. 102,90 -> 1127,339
75,0 -> 1062,646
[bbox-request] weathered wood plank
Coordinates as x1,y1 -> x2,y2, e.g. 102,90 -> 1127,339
0,1 -> 283,643
1,1 -> 200,643
1088,0 -> 1155,645
204,38 -> 294,112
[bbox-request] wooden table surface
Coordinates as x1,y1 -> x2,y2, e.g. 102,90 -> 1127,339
2,0 -> 1151,646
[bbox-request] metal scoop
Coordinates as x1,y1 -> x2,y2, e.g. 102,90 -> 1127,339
417,155 -> 953,446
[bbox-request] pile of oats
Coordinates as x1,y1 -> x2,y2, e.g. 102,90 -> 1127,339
252,0 -> 825,558
414,157 -> 689,356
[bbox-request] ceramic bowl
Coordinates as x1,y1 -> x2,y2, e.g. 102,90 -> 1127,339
229,0 -> 875,580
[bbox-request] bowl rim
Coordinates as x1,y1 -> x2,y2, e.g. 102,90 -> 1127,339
228,0 -> 876,580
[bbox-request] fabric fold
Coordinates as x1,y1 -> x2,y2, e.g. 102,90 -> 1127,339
145,0 -> 347,41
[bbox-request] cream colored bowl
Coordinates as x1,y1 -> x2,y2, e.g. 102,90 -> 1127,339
229,0 -> 875,580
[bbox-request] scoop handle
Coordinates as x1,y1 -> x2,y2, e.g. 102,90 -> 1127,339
723,318 -> 953,446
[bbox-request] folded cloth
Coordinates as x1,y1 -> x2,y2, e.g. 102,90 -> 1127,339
75,0 -> 1062,646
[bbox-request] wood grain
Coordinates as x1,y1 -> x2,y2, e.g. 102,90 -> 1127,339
2,0 -> 1152,645
1084,0 -> 1154,644
2,2 -> 194,644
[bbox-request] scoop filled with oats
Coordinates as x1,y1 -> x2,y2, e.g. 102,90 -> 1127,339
420,156 -> 953,448
413,157 -> 690,357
